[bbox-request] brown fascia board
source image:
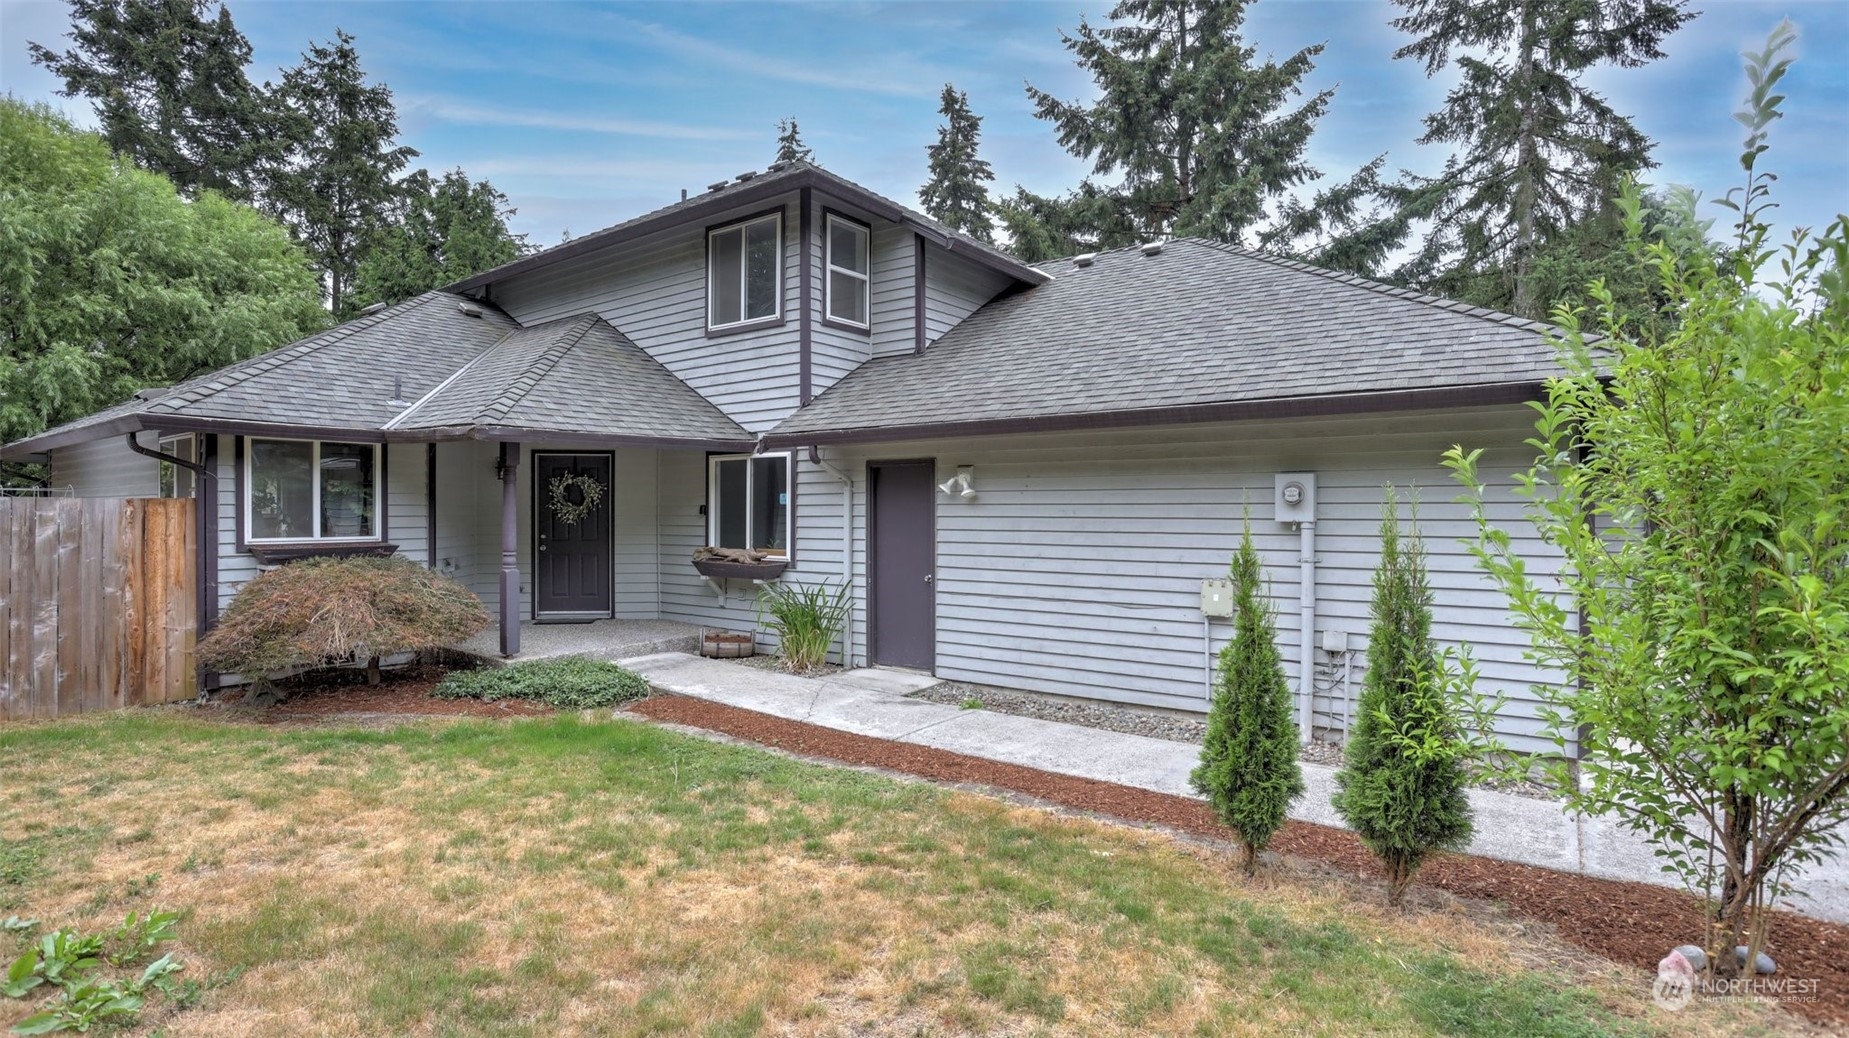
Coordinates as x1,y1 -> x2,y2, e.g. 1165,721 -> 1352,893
459,426 -> 755,452
444,168 -> 1048,296
760,381 -> 1549,450
1,413 -> 146,461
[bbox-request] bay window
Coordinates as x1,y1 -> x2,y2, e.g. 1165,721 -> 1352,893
245,438 -> 380,542
708,452 -> 791,556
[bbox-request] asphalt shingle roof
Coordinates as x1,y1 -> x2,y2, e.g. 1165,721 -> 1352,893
139,291 -> 522,429
767,238 -> 1571,443
391,314 -> 748,444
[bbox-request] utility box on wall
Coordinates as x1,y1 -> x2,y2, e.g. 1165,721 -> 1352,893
1275,472 -> 1317,523
1200,578 -> 1235,618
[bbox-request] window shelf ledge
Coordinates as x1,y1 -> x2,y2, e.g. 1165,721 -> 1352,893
249,542 -> 398,566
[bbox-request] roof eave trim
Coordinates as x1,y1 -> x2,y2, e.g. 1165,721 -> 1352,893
445,168 -> 1047,294
460,426 -> 755,452
760,382 -> 1549,450
1,413 -> 149,460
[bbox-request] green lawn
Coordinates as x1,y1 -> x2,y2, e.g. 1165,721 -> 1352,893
0,712 -> 1768,1036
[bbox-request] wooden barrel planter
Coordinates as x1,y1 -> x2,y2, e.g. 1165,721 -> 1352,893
701,631 -> 756,659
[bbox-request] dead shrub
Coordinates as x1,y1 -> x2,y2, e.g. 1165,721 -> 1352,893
200,555 -> 490,697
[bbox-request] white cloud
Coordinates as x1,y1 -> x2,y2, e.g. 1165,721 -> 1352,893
406,96 -> 757,142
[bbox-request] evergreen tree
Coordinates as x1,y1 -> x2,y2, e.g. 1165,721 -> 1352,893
919,84 -> 995,242
351,168 -> 530,309
1021,0 -> 1385,252
29,0 -> 278,202
774,118 -> 812,165
0,99 -> 325,476
269,29 -> 417,317
1332,488 -> 1474,906
1387,0 -> 1696,317
1190,522 -> 1305,874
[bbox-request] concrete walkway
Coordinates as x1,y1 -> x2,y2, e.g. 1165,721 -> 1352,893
623,651 -> 1849,925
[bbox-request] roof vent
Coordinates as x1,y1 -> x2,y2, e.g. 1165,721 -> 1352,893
357,301 -> 388,316
386,376 -> 410,407
767,160 -> 789,173
735,170 -> 757,183
707,179 -> 729,193
133,387 -> 172,402
1072,253 -> 1097,268
457,302 -> 485,319
1141,241 -> 1165,257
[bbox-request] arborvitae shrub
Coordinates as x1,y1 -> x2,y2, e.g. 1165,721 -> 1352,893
1190,522 -> 1305,873
1332,488 -> 1474,904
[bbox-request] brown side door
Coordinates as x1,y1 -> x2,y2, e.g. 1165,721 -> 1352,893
869,459 -> 936,670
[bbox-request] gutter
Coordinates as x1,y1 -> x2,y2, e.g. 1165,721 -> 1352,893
809,446 -> 856,667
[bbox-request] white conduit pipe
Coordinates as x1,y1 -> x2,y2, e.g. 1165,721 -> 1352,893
1298,519 -> 1317,744
810,447 -> 855,667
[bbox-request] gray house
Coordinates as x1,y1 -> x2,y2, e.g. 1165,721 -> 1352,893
1,161 -> 1571,752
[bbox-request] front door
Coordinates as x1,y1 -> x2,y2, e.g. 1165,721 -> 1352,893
534,452 -> 613,621
869,459 -> 936,670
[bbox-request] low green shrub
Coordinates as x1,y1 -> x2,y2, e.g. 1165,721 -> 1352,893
756,580 -> 851,674
433,657 -> 651,710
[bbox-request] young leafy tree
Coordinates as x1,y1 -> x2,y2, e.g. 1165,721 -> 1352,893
1445,23 -> 1849,981
0,100 -> 325,470
269,29 -> 418,317
919,83 -> 995,243
1332,488 -> 1474,906
1387,0 -> 1696,317
774,117 -> 813,165
350,168 -> 530,310
29,0 -> 279,202
1190,522 -> 1304,874
1021,0 -> 1385,253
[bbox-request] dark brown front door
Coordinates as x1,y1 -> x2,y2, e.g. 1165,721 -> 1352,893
869,459 -> 935,670
534,452 -> 612,620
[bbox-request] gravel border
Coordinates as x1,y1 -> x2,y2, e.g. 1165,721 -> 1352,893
910,680 -> 1556,800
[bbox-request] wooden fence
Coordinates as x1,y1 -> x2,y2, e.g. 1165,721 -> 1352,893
0,497 -> 196,720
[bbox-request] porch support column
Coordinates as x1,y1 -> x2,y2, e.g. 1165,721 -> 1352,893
499,442 -> 521,658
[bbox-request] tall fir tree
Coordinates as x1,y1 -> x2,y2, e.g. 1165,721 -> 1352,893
1190,522 -> 1305,874
919,84 -> 995,243
774,118 -> 813,165
269,29 -> 417,317
1387,0 -> 1696,317
1332,488 -> 1474,906
1019,0 -> 1386,255
29,0 -> 278,202
351,168 -> 530,310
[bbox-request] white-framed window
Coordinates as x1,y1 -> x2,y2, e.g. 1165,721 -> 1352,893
244,438 -> 380,543
708,212 -> 782,330
825,213 -> 871,328
157,434 -> 196,499
708,452 -> 791,557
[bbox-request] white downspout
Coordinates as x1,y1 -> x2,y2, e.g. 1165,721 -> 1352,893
810,447 -> 854,667
1298,519 -> 1317,744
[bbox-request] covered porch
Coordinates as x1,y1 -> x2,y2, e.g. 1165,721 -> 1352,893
448,617 -> 705,666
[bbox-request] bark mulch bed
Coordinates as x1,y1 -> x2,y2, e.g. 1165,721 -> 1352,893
631,693 -> 1849,1027
208,664 -> 551,721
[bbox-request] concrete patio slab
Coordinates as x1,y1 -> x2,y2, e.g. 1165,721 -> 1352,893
450,619 -> 702,666
622,651 -> 1849,923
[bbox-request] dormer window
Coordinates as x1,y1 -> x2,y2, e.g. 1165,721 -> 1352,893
708,212 -> 782,331
825,213 -> 871,328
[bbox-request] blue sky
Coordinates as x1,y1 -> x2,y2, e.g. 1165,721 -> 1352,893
2,0 -> 1844,249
